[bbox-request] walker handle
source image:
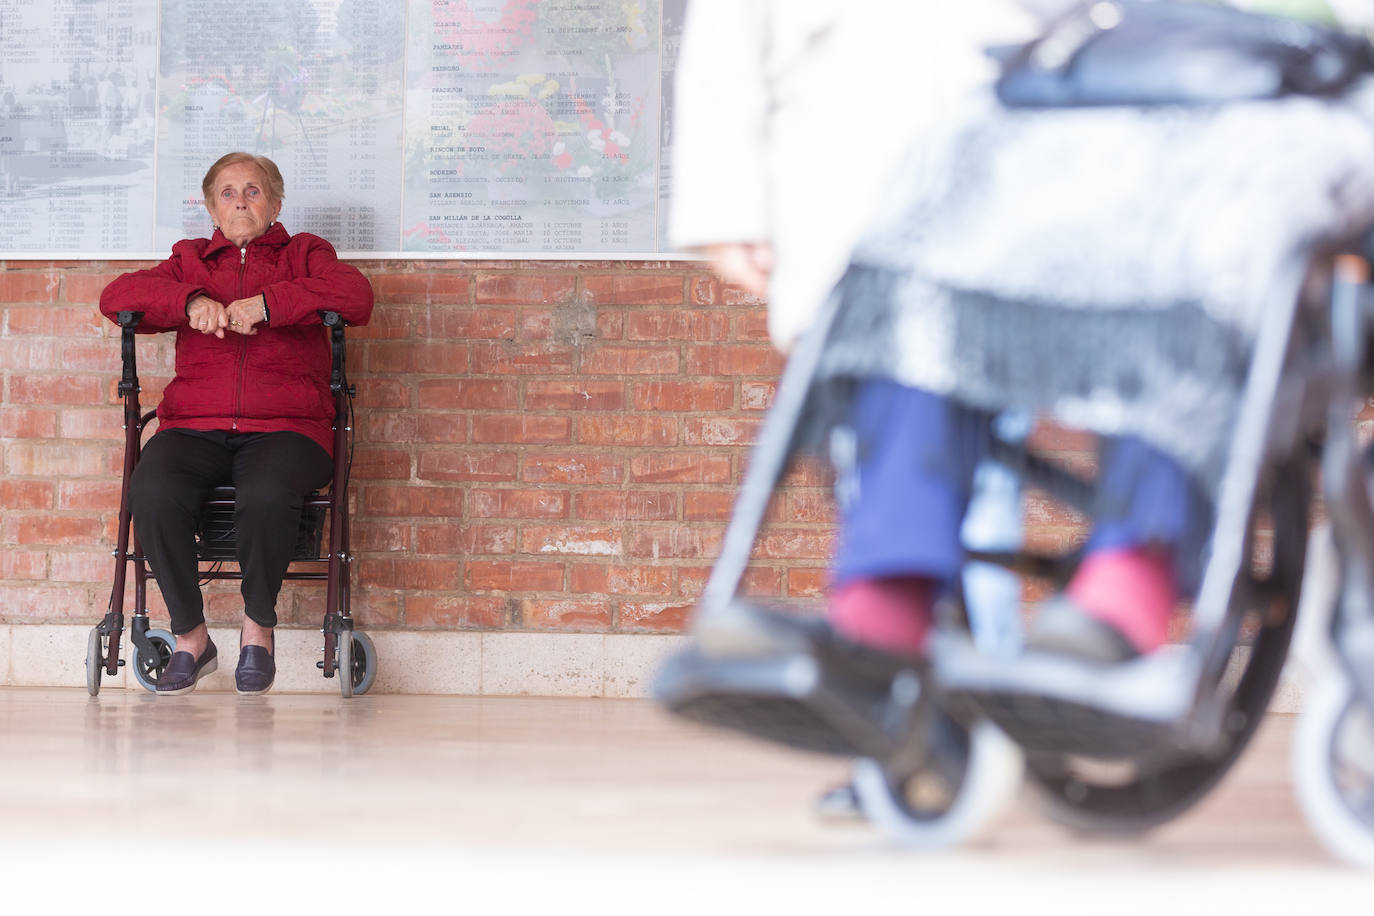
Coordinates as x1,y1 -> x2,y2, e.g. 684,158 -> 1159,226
117,312 -> 143,396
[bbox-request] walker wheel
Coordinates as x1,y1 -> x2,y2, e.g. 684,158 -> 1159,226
337,630 -> 377,698
132,629 -> 176,694
852,719 -> 1023,847
338,630 -> 352,698
85,627 -> 104,697
1294,669 -> 1374,868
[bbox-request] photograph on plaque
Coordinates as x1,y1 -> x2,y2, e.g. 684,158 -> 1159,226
154,0 -> 406,252
403,0 -> 663,253
0,0 -> 160,252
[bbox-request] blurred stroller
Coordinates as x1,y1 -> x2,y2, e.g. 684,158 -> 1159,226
656,1 -> 1374,866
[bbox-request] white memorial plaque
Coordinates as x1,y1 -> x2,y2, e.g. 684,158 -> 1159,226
0,0 -> 675,257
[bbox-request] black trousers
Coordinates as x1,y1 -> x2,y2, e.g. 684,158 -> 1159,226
130,429 -> 333,635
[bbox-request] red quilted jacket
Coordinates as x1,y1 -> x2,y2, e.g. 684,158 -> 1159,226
99,224 -> 373,456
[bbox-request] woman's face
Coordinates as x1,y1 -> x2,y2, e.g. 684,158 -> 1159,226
205,161 -> 280,247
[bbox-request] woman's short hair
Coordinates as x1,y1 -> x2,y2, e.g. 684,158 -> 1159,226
201,152 -> 286,204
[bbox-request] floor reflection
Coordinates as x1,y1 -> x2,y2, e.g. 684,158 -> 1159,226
0,686 -> 1343,881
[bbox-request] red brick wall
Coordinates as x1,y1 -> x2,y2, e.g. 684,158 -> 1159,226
0,258 -> 836,634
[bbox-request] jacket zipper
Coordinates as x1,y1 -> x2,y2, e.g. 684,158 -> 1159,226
232,246 -> 248,431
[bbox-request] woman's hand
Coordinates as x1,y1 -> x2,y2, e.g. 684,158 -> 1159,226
224,295 -> 268,336
186,294 -> 229,337
185,294 -> 267,337
701,241 -> 773,300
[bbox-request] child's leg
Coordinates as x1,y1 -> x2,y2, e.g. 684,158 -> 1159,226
829,576 -> 940,654
1064,436 -> 1199,655
829,380 -> 987,654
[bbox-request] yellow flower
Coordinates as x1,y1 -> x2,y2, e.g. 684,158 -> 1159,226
623,2 -> 647,39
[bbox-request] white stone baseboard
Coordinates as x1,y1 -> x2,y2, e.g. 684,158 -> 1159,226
0,623 -> 689,698
0,622 -> 1309,712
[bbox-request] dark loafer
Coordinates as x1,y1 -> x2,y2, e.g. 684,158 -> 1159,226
235,644 -> 276,696
156,639 -> 218,695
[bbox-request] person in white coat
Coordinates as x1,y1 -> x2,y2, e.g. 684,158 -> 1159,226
671,0 -> 1044,350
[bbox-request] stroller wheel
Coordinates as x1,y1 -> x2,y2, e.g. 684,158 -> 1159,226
131,629 -> 176,693
1022,576 -> 1295,834
852,719 -> 1022,848
85,627 -> 104,697
1294,668 -> 1374,868
1024,452 -> 1307,833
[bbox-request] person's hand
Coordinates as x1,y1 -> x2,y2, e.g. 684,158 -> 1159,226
702,241 -> 773,300
185,294 -> 228,337
224,295 -> 268,336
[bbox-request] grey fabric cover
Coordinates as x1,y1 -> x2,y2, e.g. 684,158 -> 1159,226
820,84 -> 1374,487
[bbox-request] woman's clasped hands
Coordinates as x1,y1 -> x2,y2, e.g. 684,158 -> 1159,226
186,293 -> 267,337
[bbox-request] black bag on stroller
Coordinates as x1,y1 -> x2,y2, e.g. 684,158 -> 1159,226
995,0 -> 1374,107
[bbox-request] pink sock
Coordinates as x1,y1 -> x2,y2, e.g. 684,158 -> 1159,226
1066,547 -> 1176,654
828,576 -> 936,655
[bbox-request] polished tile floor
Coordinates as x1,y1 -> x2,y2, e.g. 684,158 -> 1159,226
0,687 -> 1368,911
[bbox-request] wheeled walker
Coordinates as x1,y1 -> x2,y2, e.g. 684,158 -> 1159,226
656,1 -> 1374,866
86,309 -> 377,698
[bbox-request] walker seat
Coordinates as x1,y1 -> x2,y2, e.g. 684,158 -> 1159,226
196,486 -> 327,561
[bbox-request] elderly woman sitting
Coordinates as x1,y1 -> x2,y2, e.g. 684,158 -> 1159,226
99,152 -> 373,696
